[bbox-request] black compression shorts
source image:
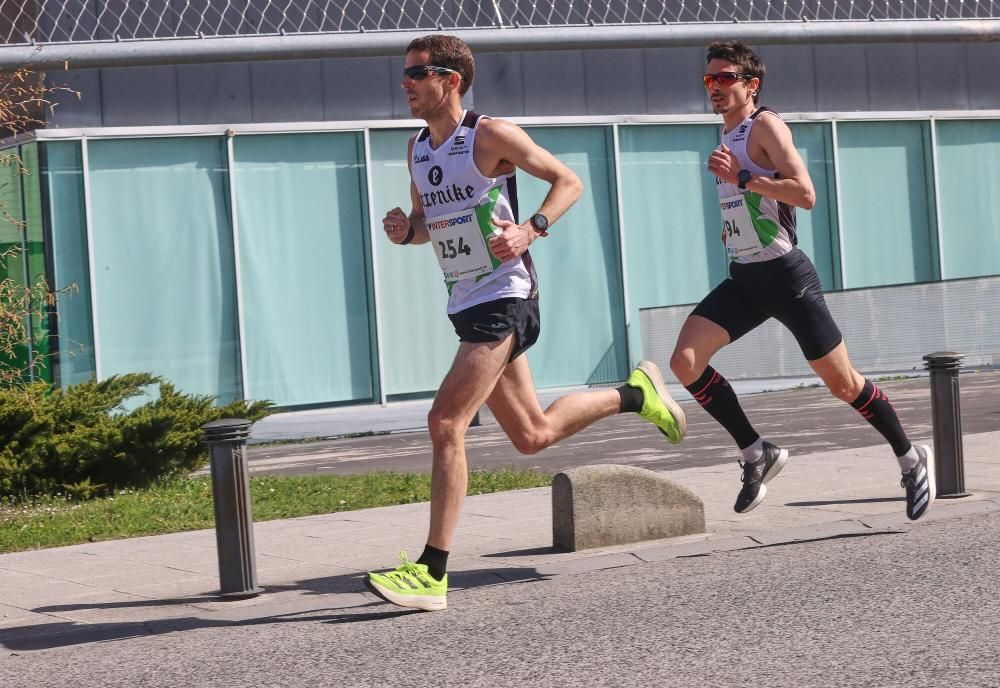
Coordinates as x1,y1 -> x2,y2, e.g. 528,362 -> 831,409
690,248 -> 843,361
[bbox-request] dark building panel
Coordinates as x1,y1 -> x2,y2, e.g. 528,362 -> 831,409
177,63 -> 253,124
521,51 -> 587,116
472,53 -> 525,117
866,44 -> 922,111
757,45 -> 817,113
321,57 -> 395,121
643,47 -> 709,115
917,44 -> 970,110
965,44 -> 1000,110
46,69 -> 104,128
101,66 -> 179,126
815,44 -> 870,112
249,60 -> 324,123
584,49 -> 646,116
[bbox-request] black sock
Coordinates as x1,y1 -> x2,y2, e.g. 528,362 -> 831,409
416,544 -> 449,581
850,379 -> 912,457
684,366 -> 759,449
616,383 -> 645,413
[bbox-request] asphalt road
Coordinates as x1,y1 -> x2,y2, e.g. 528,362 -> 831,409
6,507 -> 1000,687
246,370 -> 1000,477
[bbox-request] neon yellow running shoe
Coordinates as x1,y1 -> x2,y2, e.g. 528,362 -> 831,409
627,360 -> 686,444
365,552 -> 448,611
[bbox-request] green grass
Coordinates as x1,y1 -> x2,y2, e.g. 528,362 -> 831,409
0,469 -> 552,554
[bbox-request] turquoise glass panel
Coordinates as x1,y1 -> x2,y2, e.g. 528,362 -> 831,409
935,120 -> 1000,279
41,141 -> 96,386
789,122 -> 840,290
618,124 -> 723,361
87,137 -> 242,402
836,121 -> 938,288
233,133 -> 375,407
520,126 -> 628,386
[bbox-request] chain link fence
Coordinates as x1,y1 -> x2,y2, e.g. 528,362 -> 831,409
3,1 -> 999,44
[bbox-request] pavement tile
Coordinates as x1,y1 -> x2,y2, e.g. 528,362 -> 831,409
535,552 -> 642,576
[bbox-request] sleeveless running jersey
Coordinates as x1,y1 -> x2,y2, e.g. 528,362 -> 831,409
716,107 -> 797,264
411,110 -> 537,314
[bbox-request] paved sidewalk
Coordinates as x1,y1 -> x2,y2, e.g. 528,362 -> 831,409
2,430 -> 998,651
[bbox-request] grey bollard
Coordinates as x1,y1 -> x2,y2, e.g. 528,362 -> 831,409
922,352 -> 971,499
202,418 -> 263,598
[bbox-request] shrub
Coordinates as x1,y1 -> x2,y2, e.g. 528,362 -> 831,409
0,373 -> 272,498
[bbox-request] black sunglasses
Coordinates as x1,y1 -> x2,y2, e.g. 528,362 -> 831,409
403,65 -> 461,81
703,71 -> 753,88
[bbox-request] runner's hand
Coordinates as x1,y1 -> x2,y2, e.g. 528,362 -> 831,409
383,207 -> 410,244
488,219 -> 535,262
707,143 -> 739,185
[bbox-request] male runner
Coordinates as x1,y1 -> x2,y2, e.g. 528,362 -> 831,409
366,34 -> 686,611
669,40 -> 934,519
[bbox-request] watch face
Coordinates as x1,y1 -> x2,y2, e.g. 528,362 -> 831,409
738,170 -> 752,184
531,214 -> 549,231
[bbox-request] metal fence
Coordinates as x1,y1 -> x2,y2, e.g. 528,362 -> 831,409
639,276 -> 1000,379
2,1 -> 1000,69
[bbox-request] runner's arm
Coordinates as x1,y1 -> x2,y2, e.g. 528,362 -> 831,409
384,135 -> 430,245
743,116 -> 815,209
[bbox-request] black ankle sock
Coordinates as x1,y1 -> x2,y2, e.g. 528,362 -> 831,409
616,384 -> 645,413
417,544 -> 449,581
684,366 -> 759,449
850,379 -> 911,457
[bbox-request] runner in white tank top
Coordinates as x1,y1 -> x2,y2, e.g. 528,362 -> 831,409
410,109 -> 537,314
669,40 -> 934,524
367,34 -> 687,612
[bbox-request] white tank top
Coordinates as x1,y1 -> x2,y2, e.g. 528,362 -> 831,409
411,110 -> 537,314
716,107 -> 797,264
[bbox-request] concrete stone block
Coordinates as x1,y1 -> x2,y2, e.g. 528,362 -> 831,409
552,465 -> 705,552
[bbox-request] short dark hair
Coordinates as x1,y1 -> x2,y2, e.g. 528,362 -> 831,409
406,34 -> 475,96
707,40 -> 765,105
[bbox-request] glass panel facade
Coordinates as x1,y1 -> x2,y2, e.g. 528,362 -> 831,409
935,120 -> 1000,279
0,145 -> 29,380
789,122 -> 840,290
87,137 -> 242,402
232,133 -> 375,407
40,141 -> 96,386
618,124 -> 723,361
521,126 -> 628,385
26,117 -> 1000,405
836,121 -> 938,288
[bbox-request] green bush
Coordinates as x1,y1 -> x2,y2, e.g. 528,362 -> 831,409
0,373 -> 272,498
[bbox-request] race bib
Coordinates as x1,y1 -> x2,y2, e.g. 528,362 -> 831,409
425,206 -> 501,284
720,193 -> 764,258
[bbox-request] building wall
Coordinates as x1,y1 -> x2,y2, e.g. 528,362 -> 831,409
45,43 -> 1000,128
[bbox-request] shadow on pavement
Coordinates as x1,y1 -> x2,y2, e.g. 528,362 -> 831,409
785,497 -> 904,506
5,566 -> 548,652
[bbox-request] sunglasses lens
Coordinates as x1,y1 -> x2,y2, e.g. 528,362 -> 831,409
404,66 -> 430,80
717,73 -> 739,86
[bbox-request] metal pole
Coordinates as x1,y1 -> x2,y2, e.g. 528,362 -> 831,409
922,352 -> 970,499
202,418 -> 263,597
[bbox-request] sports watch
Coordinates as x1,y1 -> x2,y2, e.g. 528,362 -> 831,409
737,169 -> 752,190
529,213 -> 549,235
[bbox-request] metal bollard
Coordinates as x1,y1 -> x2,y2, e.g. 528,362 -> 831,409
922,352 -> 971,499
202,418 -> 263,598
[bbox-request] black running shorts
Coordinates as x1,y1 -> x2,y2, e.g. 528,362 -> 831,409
448,297 -> 541,362
690,248 -> 843,361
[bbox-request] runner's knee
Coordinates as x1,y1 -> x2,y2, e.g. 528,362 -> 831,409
670,348 -> 700,383
509,427 -> 552,455
427,409 -> 467,446
823,374 -> 861,403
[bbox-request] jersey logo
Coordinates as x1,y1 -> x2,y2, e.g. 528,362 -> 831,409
413,154 -> 430,164
428,165 -> 444,186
